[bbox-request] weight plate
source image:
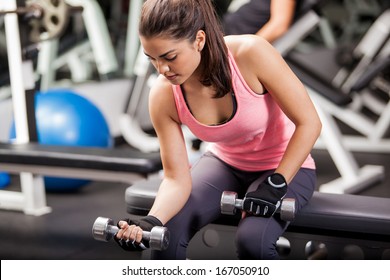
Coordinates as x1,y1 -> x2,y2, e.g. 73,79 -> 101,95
26,0 -> 70,42
280,198 -> 296,221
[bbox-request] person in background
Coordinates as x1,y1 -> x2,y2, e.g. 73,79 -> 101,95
115,0 -> 321,259
222,0 -> 298,43
212,0 -> 233,20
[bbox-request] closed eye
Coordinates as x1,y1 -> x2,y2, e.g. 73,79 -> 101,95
164,55 -> 177,62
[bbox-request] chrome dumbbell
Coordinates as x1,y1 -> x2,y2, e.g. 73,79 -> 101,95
220,191 -> 296,221
92,216 -> 170,250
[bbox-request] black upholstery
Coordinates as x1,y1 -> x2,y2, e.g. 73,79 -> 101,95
291,192 -> 390,236
286,57 -> 353,106
0,142 -> 162,175
350,55 -> 390,92
295,0 -> 324,19
125,178 -> 390,237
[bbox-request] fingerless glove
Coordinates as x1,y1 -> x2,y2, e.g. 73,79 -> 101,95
114,215 -> 163,251
243,173 -> 288,217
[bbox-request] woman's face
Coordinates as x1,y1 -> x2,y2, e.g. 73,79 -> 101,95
140,31 -> 205,85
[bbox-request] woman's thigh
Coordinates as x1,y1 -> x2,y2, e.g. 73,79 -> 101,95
236,168 -> 316,259
151,152 -> 242,259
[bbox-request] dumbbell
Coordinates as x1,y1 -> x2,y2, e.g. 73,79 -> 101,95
220,191 -> 296,221
92,216 -> 170,251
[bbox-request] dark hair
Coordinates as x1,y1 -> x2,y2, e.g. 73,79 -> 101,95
139,0 -> 232,98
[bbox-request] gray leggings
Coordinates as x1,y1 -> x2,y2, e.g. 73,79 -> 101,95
151,152 -> 316,260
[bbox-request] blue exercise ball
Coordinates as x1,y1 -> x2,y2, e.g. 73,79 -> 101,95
0,172 -> 10,189
10,89 -> 113,192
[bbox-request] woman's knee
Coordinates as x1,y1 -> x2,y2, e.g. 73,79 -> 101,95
235,217 -> 282,259
151,214 -> 196,259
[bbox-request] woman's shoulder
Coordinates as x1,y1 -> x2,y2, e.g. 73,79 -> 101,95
224,34 -> 271,59
224,35 -> 282,93
149,75 -> 180,122
149,74 -> 174,100
225,34 -> 282,73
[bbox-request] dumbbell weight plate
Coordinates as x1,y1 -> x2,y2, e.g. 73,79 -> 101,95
26,0 -> 70,42
279,198 -> 295,221
92,216 -> 117,242
149,227 -> 170,251
220,191 -> 238,215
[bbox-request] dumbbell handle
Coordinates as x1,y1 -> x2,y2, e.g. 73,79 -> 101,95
92,217 -> 170,251
221,191 -> 295,221
94,223 -> 153,241
224,196 -> 274,214
233,198 -> 244,210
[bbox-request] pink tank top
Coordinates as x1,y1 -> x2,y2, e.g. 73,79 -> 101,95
172,51 -> 315,171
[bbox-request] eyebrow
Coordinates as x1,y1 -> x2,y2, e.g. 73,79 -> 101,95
144,49 -> 175,59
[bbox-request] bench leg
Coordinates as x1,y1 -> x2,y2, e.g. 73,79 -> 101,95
0,173 -> 52,216
309,89 -> 385,194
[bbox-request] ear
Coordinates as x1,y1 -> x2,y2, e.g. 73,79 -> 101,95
195,30 -> 206,51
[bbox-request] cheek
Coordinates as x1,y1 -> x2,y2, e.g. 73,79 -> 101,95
179,52 -> 201,75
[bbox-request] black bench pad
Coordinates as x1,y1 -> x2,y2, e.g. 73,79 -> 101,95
125,178 -> 390,236
0,143 -> 162,175
285,57 -> 353,106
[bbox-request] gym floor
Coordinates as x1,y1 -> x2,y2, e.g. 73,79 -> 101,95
0,146 -> 389,260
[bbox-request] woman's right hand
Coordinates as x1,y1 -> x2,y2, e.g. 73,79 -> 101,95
116,220 -> 144,243
114,216 -> 163,251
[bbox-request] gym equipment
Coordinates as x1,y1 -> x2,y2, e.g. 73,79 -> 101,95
220,191 -> 296,221
1,0 -> 50,215
0,142 -> 162,214
64,0 -> 118,77
0,143 -> 162,180
0,172 -> 10,189
271,0 -> 386,193
119,58 -> 160,152
26,0 -> 70,43
9,89 -> 113,191
124,177 -> 390,259
0,0 -> 70,43
0,2 -> 162,214
92,216 -> 170,251
36,0 -> 119,90
32,90 -> 112,147
123,0 -> 143,78
338,0 -> 382,44
273,0 -> 334,56
285,8 -> 390,155
116,0 -> 162,152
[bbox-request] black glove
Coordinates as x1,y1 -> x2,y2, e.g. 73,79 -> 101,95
114,215 -> 162,251
243,173 -> 288,217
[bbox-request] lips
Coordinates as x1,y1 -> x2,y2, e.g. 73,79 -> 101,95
165,74 -> 178,81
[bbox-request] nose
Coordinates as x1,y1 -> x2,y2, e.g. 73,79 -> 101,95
156,60 -> 170,74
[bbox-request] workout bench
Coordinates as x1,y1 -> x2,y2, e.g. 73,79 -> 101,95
124,178 -> 390,259
0,142 -> 162,215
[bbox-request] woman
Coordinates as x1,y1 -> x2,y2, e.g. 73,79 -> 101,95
115,0 -> 321,259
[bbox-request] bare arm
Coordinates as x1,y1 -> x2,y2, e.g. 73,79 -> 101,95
116,79 -> 191,243
147,76 -> 192,225
230,35 -> 321,183
254,37 -> 321,182
256,0 -> 296,43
